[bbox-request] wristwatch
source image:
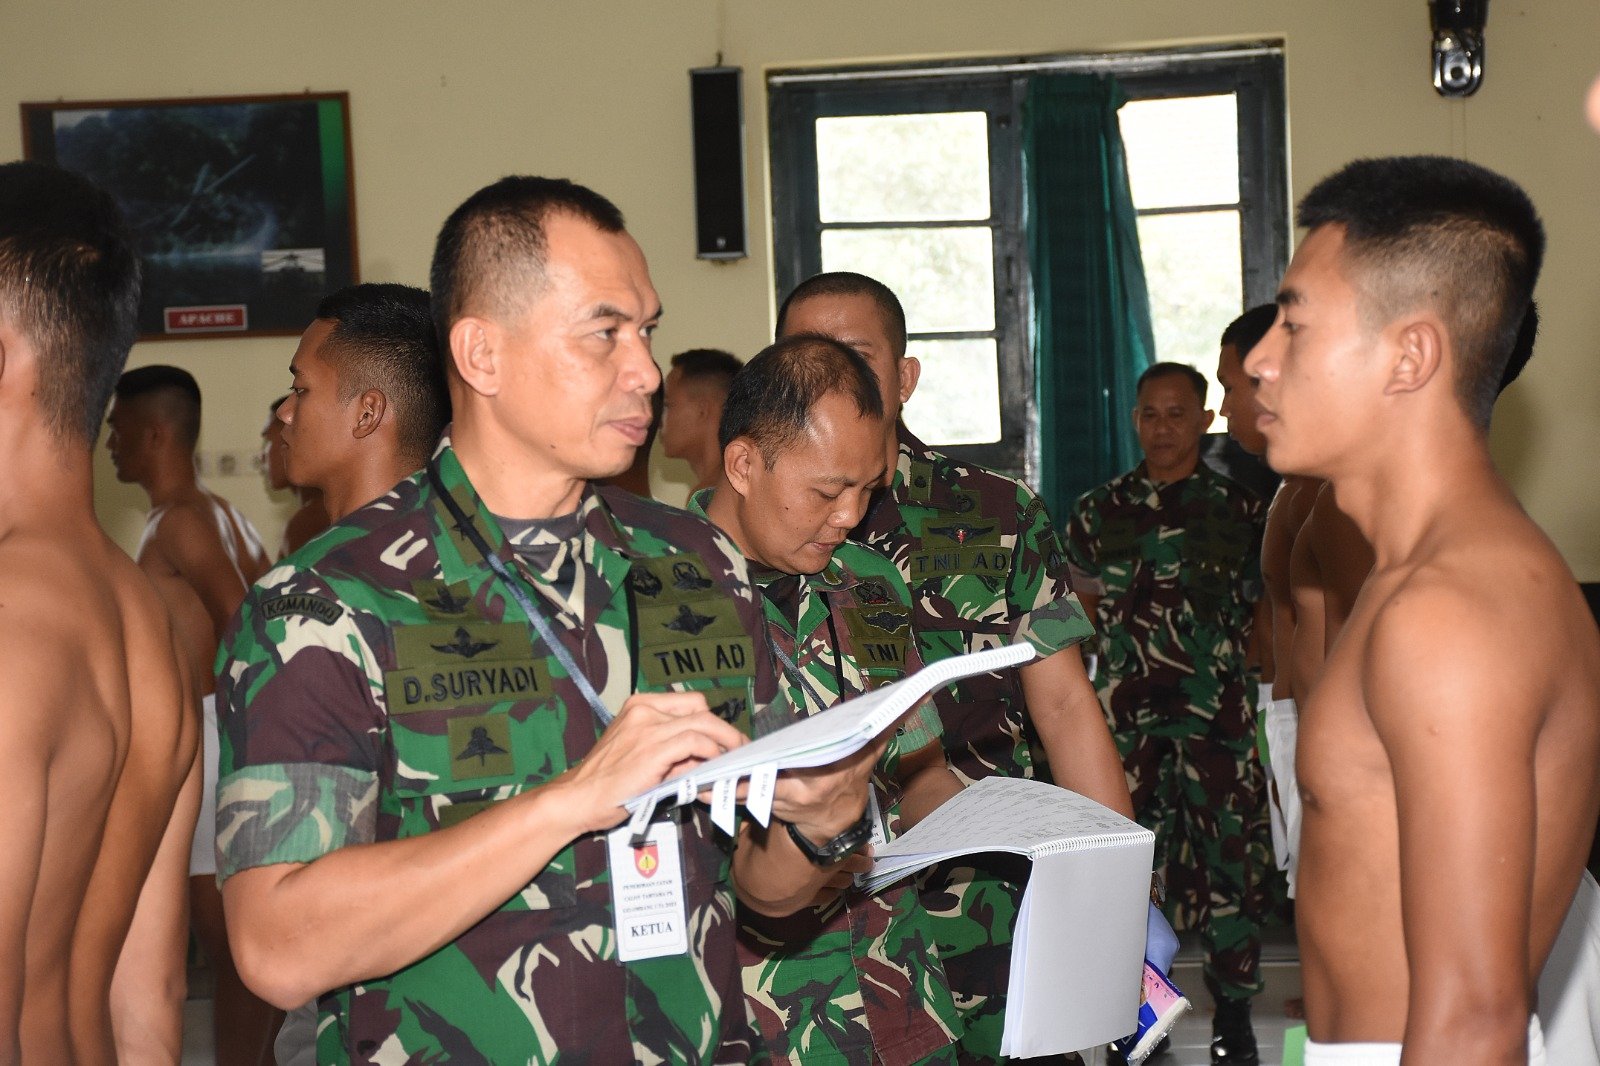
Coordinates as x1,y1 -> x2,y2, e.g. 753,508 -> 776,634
783,809 -> 875,866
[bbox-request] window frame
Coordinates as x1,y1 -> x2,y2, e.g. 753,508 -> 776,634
771,76 -> 1030,474
768,43 -> 1287,481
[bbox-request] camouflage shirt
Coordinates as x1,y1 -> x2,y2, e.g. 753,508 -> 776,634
851,426 -> 1094,784
216,438 -> 782,1065
1064,460 -> 1265,736
690,490 -> 960,1066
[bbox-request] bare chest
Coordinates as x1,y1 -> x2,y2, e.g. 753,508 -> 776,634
1297,623 -> 1392,817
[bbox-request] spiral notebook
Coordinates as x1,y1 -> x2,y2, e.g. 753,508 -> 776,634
860,777 -> 1157,1058
622,641 -> 1038,841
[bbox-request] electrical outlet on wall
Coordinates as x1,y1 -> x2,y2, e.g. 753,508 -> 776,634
195,451 -> 256,478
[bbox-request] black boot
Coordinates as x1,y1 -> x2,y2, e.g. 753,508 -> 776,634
1210,995 -> 1259,1065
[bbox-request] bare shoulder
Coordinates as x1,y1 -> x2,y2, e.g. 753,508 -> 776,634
1362,508 -> 1590,735
147,497 -> 221,551
1267,478 -> 1319,578
0,531 -> 158,734
1268,477 -> 1320,537
0,542 -> 82,732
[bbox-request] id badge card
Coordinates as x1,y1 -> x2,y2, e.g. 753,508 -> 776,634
607,817 -> 689,962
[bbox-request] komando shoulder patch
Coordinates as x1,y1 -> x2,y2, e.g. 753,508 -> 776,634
261,592 -> 345,625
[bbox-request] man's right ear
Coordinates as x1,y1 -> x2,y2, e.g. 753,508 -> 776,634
449,317 -> 499,398
897,353 -> 922,405
723,436 -> 757,497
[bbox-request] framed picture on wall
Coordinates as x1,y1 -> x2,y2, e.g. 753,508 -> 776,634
21,91 -> 358,340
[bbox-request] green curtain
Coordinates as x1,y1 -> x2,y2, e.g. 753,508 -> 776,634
1023,73 -> 1155,519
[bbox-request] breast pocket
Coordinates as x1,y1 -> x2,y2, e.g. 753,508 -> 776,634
382,637 -> 579,910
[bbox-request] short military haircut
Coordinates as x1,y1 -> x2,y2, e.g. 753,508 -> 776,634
670,347 -> 744,394
776,271 -> 908,357
1137,361 -> 1208,407
314,283 -> 451,465
718,333 -> 884,465
114,365 -> 202,449
1297,155 -> 1544,429
429,175 -> 626,354
1500,301 -> 1538,394
0,161 -> 141,446
1220,303 -> 1279,361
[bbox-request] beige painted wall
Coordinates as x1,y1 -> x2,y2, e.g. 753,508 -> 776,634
3,0 -> 1596,576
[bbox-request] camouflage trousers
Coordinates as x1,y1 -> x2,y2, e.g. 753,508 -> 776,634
738,876 -> 963,1066
1113,723 -> 1268,1002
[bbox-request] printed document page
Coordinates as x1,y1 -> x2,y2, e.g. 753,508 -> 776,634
623,642 -> 1037,840
861,777 -> 1149,893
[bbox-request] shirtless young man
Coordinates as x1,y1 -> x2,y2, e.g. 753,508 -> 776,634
1218,305 -> 1318,901
0,161 -> 197,1064
1288,306 -> 1537,711
1278,310 -> 1541,914
1244,155 -> 1600,1063
106,364 -> 278,1064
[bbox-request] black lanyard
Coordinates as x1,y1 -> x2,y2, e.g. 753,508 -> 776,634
428,465 -> 613,727
766,592 -> 849,715
769,636 -> 831,713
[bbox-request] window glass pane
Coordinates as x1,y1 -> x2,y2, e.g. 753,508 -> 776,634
1137,209 -> 1243,426
1119,94 -> 1240,210
816,112 -> 990,222
820,227 -> 995,333
902,338 -> 1001,445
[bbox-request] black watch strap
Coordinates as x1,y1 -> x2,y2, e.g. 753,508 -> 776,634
784,808 -> 874,867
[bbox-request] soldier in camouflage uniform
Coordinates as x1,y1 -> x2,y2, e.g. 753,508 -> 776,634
778,274 -> 1134,1062
215,177 -> 876,1065
1065,362 -> 1267,1065
701,334 -> 969,1065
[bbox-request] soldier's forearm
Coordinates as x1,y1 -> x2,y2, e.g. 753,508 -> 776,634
730,821 -> 838,918
222,776 -> 597,1009
897,756 -> 962,831
1021,651 -> 1133,818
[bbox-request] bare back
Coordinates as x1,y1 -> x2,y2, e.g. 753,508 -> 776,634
137,486 -> 268,683
1264,475 -> 1320,699
0,520 -> 194,1063
1297,481 -> 1600,1047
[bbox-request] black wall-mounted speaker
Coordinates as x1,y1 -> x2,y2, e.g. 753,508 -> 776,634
690,66 -> 747,261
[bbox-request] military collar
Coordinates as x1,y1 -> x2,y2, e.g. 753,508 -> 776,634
1128,459 -> 1212,501
804,551 -> 863,595
688,486 -> 857,592
892,424 -> 964,512
894,423 -> 932,484
689,487 -> 866,597
686,486 -> 715,521
425,434 -> 643,590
